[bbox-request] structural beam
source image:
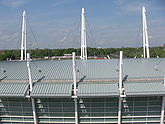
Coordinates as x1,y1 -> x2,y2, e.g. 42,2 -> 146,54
72,52 -> 77,96
27,53 -> 33,92
21,10 -> 27,61
24,14 -> 27,60
119,51 -> 123,94
118,51 -> 123,124
74,98 -> 78,124
27,53 -> 37,124
31,98 -> 37,124
160,76 -> 165,124
142,6 -> 150,58
72,52 -> 79,124
118,98 -> 122,124
160,97 -> 165,124
80,8 -> 87,60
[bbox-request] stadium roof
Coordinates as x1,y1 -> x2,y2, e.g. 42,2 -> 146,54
31,82 -> 73,98
0,82 -> 29,97
78,82 -> 119,97
0,58 -> 164,81
0,58 -> 165,97
124,82 -> 165,97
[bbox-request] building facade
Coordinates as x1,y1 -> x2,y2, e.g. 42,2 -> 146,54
0,58 -> 165,124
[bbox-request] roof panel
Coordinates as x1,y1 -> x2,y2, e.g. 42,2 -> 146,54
0,58 -> 165,81
31,82 -> 73,97
124,82 -> 165,96
0,83 -> 29,97
78,82 -> 119,97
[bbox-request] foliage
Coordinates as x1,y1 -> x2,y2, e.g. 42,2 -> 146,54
0,47 -> 164,61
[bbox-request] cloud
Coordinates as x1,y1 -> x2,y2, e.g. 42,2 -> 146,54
0,31 -> 20,49
60,36 -> 67,42
0,0 -> 30,8
115,0 -> 142,14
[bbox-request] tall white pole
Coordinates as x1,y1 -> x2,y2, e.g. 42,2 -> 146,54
24,11 -> 27,60
118,51 -> 123,124
27,53 -> 33,92
72,52 -> 77,96
27,53 -> 37,123
118,98 -> 122,124
119,51 -> 123,93
142,6 -> 146,58
160,74 -> 165,124
31,98 -> 37,124
74,98 -> 78,124
72,52 -> 78,124
21,11 -> 26,60
160,97 -> 165,124
144,6 -> 150,58
142,6 -> 150,58
164,74 -> 165,87
81,8 -> 87,60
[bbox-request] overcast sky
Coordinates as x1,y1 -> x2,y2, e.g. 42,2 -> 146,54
0,0 -> 165,49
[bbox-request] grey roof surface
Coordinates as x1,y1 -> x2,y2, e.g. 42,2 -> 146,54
78,82 -> 119,97
31,82 -> 73,97
0,82 -> 29,97
124,82 -> 165,96
0,61 -> 28,80
0,58 -> 165,97
0,58 -> 164,81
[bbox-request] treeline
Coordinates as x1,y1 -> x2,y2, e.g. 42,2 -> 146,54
0,47 -> 165,60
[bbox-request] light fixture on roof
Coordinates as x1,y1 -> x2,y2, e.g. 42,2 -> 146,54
1,68 -> 6,73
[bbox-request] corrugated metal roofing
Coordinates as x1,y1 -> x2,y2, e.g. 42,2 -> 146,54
0,58 -> 165,81
78,82 -> 119,97
31,82 -> 73,97
0,61 -> 28,80
124,82 -> 165,96
0,82 -> 29,97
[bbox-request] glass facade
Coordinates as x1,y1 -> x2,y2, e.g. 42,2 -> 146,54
0,97 -> 164,124
78,98 -> 118,123
122,97 -> 162,124
0,98 -> 34,124
36,98 -> 75,124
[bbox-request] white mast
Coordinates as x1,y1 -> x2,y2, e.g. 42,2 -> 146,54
80,8 -> 87,60
21,11 -> 27,60
27,53 -> 32,92
24,12 -> 27,60
142,6 -> 150,58
119,51 -> 123,94
118,51 -> 123,124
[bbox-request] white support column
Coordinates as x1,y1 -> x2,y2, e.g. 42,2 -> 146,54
27,53 -> 37,124
164,74 -> 165,87
118,51 -> 123,124
80,8 -> 87,60
31,98 -> 37,124
74,98 -> 78,124
160,76 -> 165,124
27,53 -> 33,92
160,97 -> 165,124
72,52 -> 78,124
21,11 -> 26,60
142,6 -> 150,58
118,98 -> 122,124
119,51 -> 123,94
24,13 -> 27,60
72,52 -> 77,96
142,6 -> 146,58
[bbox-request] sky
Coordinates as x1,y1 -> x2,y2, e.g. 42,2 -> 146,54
0,0 -> 165,49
